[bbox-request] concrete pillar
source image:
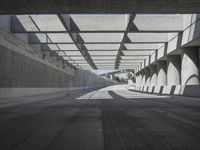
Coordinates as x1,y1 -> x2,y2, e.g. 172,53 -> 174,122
136,72 -> 141,87
136,73 -> 139,86
150,65 -> 157,86
145,67 -> 150,86
167,55 -> 181,85
141,70 -> 145,86
135,73 -> 139,90
157,60 -> 167,86
181,47 -> 199,85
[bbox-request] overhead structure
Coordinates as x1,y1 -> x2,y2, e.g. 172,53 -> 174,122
0,0 -> 200,14
12,14 -> 185,71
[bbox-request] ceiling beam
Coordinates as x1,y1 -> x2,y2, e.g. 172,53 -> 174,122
132,15 -> 183,32
58,14 -> 97,69
115,14 -> 137,69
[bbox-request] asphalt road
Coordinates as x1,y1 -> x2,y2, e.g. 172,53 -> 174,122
0,85 -> 200,150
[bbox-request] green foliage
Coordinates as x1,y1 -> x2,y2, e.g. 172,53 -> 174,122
127,73 -> 136,83
113,76 -> 126,83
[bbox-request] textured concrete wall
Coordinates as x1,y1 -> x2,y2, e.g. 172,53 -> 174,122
157,60 -> 167,86
0,23 -> 116,98
0,44 -> 115,98
181,47 -> 199,85
150,65 -> 157,86
141,70 -> 145,86
0,45 -> 74,88
133,84 -> 200,98
167,55 -> 181,85
145,68 -> 150,86
73,69 -> 115,89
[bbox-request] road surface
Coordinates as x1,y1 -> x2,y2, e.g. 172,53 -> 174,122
0,85 -> 200,150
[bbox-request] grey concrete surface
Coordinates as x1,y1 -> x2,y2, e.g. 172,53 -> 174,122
157,60 -> 167,86
0,0 -> 200,14
145,68 -> 150,86
0,45 -> 73,88
150,65 -> 157,86
167,55 -> 181,86
0,85 -> 200,150
137,14 -> 200,74
3,14 -> 200,72
181,47 -> 199,85
141,70 -> 145,86
0,16 -> 117,98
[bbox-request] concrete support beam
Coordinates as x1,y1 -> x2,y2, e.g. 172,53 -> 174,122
145,67 -> 150,86
115,14 -> 135,69
167,55 -> 181,85
133,15 -> 183,32
181,47 -> 199,85
127,33 -> 170,43
150,65 -> 157,86
1,1 -> 200,14
157,60 -> 167,86
58,14 -> 97,69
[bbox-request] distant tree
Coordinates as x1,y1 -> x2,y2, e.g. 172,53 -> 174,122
114,76 -> 120,82
120,78 -> 126,83
127,73 -> 132,79
127,73 -> 136,83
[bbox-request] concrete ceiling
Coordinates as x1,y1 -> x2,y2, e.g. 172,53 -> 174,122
1,0 -> 200,14
11,14 -> 187,71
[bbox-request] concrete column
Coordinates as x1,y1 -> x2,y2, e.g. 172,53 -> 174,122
136,73 -> 139,86
137,72 -> 142,86
135,74 -> 138,85
181,47 -> 199,85
157,60 -> 167,86
145,67 -> 150,86
150,65 -> 157,86
136,73 -> 140,90
141,70 -> 145,86
167,55 -> 181,85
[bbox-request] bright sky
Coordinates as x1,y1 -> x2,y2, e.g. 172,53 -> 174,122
91,70 -> 116,75
91,70 -> 128,79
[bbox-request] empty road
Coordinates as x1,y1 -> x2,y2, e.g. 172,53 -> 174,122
0,85 -> 200,150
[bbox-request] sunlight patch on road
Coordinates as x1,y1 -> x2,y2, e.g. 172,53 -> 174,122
76,90 -> 113,100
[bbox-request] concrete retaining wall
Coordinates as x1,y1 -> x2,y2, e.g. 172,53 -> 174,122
0,45 -> 74,88
0,24 -> 116,98
0,88 -> 78,98
133,85 -> 200,97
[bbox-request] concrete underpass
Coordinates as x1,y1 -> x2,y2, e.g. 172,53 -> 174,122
1,1 -> 200,150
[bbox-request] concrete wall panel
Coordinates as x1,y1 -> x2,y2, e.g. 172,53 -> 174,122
150,65 -> 157,86
0,45 -> 74,87
167,55 -> 181,85
181,47 -> 199,85
157,61 -> 167,86
157,45 -> 165,60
